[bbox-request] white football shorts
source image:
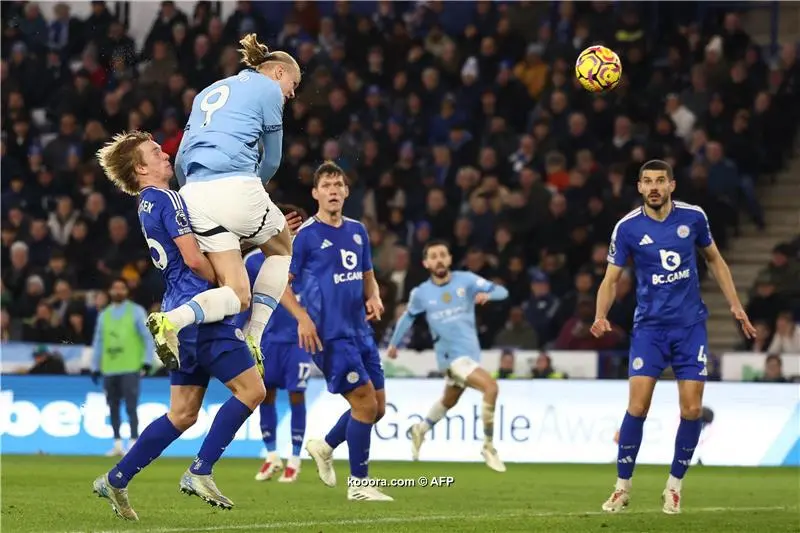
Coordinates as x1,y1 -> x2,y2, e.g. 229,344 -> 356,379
179,176 -> 285,252
445,356 -> 481,388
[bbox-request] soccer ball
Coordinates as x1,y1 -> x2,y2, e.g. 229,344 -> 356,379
575,45 -> 622,93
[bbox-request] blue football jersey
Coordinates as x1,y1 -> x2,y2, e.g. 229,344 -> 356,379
138,187 -> 211,312
177,69 -> 284,184
290,217 -> 374,341
405,271 -> 495,370
607,201 -> 713,329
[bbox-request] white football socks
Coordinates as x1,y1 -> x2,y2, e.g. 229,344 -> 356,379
420,401 -> 448,432
164,286 -> 241,329
246,255 -> 291,343
482,401 -> 496,447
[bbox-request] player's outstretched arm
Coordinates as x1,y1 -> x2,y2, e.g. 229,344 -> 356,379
174,234 -> 217,284
474,284 -> 509,305
387,311 -> 415,358
592,263 -> 624,338
699,242 -> 757,338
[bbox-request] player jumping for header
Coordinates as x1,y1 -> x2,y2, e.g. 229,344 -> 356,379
148,34 -> 301,369
279,162 -> 391,501
387,240 -> 509,472
593,159 -> 756,514
93,132 -> 278,519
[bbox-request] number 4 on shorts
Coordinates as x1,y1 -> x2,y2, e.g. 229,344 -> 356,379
697,344 -> 708,376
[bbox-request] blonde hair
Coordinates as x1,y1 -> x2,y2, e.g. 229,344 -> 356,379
96,130 -> 152,196
238,33 -> 300,74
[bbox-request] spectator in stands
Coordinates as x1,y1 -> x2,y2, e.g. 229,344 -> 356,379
28,344 -> 66,375
756,354 -> 788,383
530,352 -> 566,379
495,306 -> 539,350
745,273 -> 788,333
757,244 -> 800,303
746,320 -> 774,353
767,311 -> 800,355
556,297 -> 624,350
523,269 -> 560,346
493,349 -> 517,379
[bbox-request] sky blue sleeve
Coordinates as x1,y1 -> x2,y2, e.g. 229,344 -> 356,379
608,220 -> 631,266
405,287 -> 426,317
465,272 -> 497,296
134,305 -> 155,366
389,286 -> 424,347
388,312 -> 415,348
257,128 -> 283,184
91,311 -> 104,373
258,79 -> 284,184
174,138 -> 187,187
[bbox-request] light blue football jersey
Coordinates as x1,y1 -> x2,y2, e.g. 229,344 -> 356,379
607,201 -> 713,329
403,271 -> 502,371
176,69 -> 284,185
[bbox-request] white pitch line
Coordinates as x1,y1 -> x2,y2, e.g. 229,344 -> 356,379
61,506 -> 798,533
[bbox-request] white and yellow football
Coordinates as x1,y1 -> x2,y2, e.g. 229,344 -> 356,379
575,45 -> 622,93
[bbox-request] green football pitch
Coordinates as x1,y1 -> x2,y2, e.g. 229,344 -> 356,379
1,456 -> 797,533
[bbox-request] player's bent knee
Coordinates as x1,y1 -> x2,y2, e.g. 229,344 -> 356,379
240,381 -> 267,409
229,369 -> 267,409
680,404 -> 703,420
167,409 -> 198,432
627,402 -> 649,418
348,389 -> 378,421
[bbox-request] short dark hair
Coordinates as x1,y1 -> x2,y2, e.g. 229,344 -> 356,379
313,161 -> 347,187
423,239 -> 450,258
639,159 -> 673,180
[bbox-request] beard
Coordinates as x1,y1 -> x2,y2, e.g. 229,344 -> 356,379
645,194 -> 668,210
109,293 -> 126,303
431,266 -> 449,279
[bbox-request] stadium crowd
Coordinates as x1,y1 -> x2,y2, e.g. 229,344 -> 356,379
1,1 -> 799,362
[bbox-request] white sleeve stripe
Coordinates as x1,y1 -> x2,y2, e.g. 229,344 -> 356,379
610,208 -> 642,240
155,188 -> 181,211
674,201 -> 709,220
167,189 -> 184,211
298,218 -> 315,231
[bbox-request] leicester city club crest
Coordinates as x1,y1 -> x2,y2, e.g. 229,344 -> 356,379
677,225 -> 690,239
